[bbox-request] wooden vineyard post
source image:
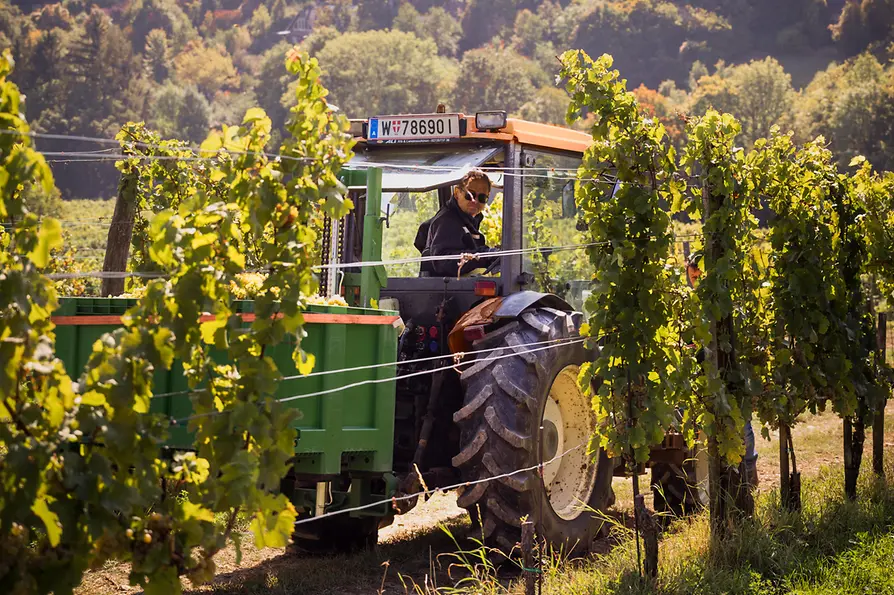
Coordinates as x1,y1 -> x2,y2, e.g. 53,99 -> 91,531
521,521 -> 535,595
875,312 -> 888,476
779,424 -> 791,508
101,170 -> 138,296
844,416 -> 857,500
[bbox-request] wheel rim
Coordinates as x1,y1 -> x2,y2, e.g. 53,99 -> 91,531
541,365 -> 598,521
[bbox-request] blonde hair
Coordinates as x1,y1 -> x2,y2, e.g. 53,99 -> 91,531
459,169 -> 492,192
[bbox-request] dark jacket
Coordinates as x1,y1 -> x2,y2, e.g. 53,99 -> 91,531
415,199 -> 495,277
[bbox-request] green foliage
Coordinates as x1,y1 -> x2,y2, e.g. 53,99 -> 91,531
316,30 -> 452,116
561,50 -> 682,463
572,0 -> 731,88
148,83 -> 211,143
831,0 -> 894,55
452,46 -> 539,115
6,0 -> 894,203
519,87 -> 571,126
689,58 -> 795,147
144,28 -> 172,82
173,39 -> 240,98
381,191 -> 439,278
0,49 -> 354,593
394,4 -> 462,57
124,0 -> 197,52
854,163 -> 894,300
680,109 -> 759,463
248,5 -> 272,40
750,133 -> 854,429
795,54 -> 894,171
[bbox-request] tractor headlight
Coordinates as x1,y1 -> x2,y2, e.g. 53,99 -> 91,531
475,111 -> 507,131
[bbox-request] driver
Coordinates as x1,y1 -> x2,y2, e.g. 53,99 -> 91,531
416,169 -> 497,277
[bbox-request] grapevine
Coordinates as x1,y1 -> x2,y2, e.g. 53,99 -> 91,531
751,132 -> 850,507
679,109 -> 764,530
560,50 -> 684,465
0,49 -> 354,594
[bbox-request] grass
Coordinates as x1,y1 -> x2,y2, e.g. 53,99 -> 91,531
73,410 -> 894,595
479,462 -> 894,595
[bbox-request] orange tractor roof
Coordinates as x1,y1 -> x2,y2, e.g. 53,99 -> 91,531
352,114 -> 593,154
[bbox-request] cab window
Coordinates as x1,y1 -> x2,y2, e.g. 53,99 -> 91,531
381,190 -> 439,278
521,149 -> 589,311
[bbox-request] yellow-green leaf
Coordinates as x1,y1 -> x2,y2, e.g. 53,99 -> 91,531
32,496 -> 61,546
200,132 -> 223,155
296,351 -> 315,376
79,390 -> 107,407
29,218 -> 62,268
200,318 -> 227,345
181,500 -> 215,524
243,107 -> 267,124
250,494 -> 297,548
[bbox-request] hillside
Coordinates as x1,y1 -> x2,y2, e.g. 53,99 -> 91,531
2,0 -> 894,201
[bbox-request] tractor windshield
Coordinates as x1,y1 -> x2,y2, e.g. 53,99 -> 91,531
347,144 -> 504,278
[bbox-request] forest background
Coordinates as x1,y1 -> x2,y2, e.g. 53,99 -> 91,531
3,0 -> 894,206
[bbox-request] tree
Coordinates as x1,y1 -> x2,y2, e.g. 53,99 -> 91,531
144,28 -> 171,82
18,29 -> 67,125
451,46 -> 538,115
689,58 -> 795,147
248,4 -> 272,40
356,0 -> 401,31
148,83 -> 211,144
572,0 -> 731,88
255,42 -> 293,134
173,40 -> 240,98
316,30 -> 451,116
124,0 -> 197,52
314,0 -> 356,32
728,58 -> 795,146
394,4 -> 461,57
459,0 -> 535,53
831,0 -> 894,56
633,84 -> 685,145
794,53 -> 894,170
418,7 -> 461,57
48,8 -> 148,199
519,87 -> 569,125
34,3 -> 74,31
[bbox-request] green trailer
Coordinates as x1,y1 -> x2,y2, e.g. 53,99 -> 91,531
52,297 -> 401,520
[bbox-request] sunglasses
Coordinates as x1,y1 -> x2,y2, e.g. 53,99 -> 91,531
463,189 -> 489,204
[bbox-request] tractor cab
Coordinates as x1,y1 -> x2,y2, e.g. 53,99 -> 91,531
337,111 -> 594,324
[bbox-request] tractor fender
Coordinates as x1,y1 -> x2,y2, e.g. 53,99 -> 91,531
493,291 -> 573,319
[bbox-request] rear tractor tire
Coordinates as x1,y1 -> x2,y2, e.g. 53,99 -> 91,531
452,308 -> 615,557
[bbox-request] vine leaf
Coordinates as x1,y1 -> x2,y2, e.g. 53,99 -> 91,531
31,496 -> 61,547
29,218 -> 62,268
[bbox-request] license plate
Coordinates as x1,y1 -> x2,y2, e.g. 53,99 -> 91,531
368,114 -> 460,143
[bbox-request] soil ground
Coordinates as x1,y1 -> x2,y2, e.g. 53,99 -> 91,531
74,406 -> 894,595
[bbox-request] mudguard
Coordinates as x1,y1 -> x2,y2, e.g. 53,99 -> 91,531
493,291 -> 573,319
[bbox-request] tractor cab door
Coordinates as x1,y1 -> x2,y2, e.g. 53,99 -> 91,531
516,147 -> 589,312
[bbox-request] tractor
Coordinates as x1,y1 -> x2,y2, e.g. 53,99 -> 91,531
289,110 -> 703,554
52,111 -> 703,559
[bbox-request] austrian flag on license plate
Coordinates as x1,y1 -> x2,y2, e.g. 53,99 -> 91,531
368,114 -> 460,142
